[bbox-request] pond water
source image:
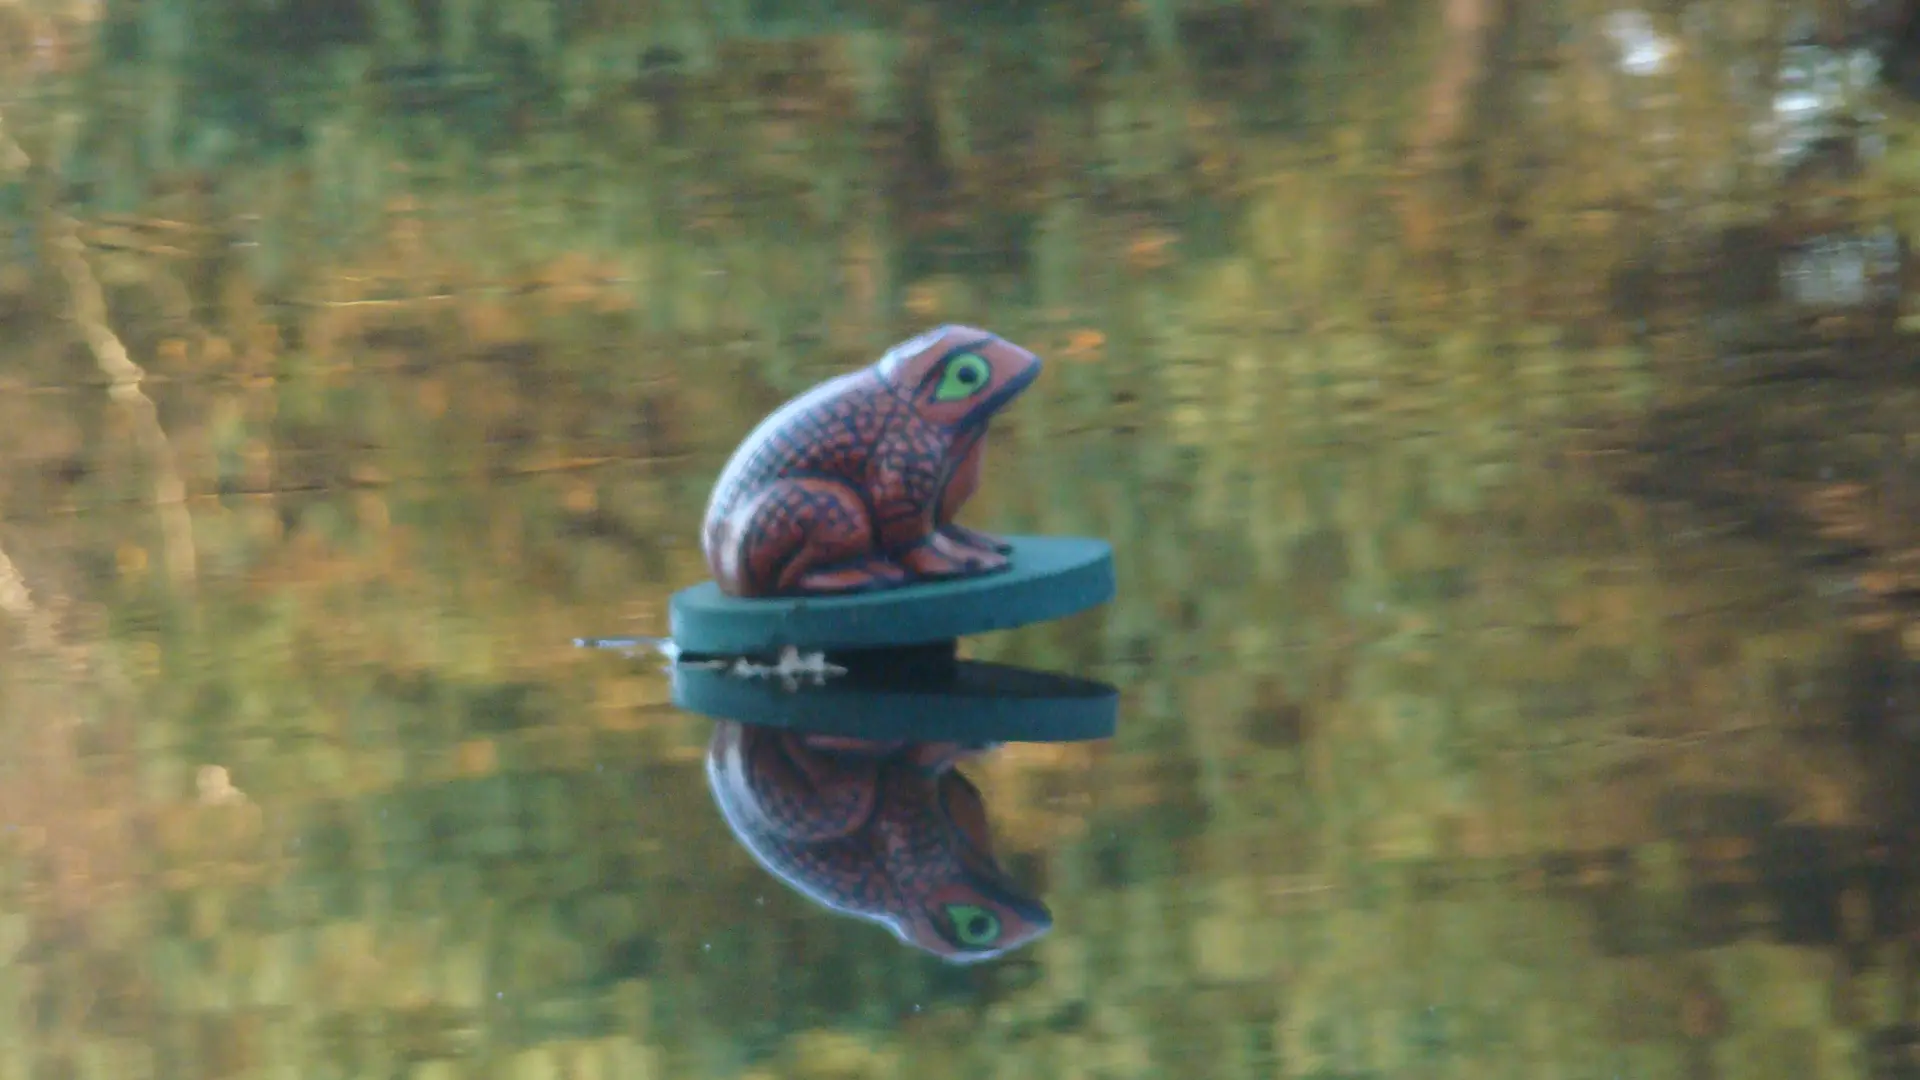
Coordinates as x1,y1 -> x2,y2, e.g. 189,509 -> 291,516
5,1 -> 1920,1078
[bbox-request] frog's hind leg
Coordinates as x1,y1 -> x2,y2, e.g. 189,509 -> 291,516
792,555 -> 910,594
730,477 -> 908,595
744,731 -> 882,841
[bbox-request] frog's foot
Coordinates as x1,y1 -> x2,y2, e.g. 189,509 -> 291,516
792,555 -> 912,594
938,523 -> 1015,555
898,531 -> 1011,580
907,741 -> 999,773
800,735 -> 911,758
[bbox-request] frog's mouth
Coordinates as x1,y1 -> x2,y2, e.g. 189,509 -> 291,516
936,770 -> 1052,924
953,855 -> 1053,927
951,356 -> 1042,434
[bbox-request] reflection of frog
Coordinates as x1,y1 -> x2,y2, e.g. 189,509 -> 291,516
706,721 -> 1052,963
701,325 -> 1042,597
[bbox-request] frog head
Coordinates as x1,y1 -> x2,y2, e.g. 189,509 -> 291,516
874,325 -> 1043,433
893,768 -> 1053,963
903,878 -> 1054,964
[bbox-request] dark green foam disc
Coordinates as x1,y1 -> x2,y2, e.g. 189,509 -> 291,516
668,535 -> 1114,656
670,656 -> 1119,743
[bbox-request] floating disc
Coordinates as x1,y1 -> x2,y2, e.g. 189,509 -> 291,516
668,535 -> 1114,656
670,655 -> 1119,743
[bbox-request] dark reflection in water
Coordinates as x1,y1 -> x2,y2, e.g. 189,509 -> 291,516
676,634 -> 1113,966
706,722 -> 1052,964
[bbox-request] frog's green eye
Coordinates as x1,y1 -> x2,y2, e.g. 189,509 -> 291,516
944,903 -> 1002,947
933,352 -> 993,402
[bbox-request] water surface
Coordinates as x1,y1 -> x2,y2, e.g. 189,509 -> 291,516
3,2 -> 1920,1077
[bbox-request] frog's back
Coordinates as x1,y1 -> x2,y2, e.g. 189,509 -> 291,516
757,775 -> 979,925
702,370 -> 902,527
708,760 -> 898,922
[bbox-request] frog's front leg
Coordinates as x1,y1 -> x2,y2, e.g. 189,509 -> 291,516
932,435 -> 1014,556
873,463 -> 1009,580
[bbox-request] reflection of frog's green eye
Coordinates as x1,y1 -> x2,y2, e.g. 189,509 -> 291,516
944,903 -> 1002,947
933,352 -> 993,402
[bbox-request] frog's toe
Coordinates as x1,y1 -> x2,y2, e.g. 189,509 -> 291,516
939,523 -> 1015,555
967,549 -> 1011,574
900,535 -> 1009,579
793,556 -> 911,594
941,530 -> 1009,573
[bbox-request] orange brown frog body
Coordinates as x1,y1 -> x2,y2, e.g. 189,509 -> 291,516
701,325 -> 1042,597
705,721 -> 1052,963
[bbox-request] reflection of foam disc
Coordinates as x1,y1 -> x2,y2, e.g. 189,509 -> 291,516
670,659 -> 1119,743
668,535 -> 1114,656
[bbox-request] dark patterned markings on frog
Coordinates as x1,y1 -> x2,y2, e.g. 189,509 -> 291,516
701,325 -> 1042,597
706,721 -> 1052,963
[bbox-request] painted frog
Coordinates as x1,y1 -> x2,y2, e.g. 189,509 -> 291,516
705,720 -> 1052,963
701,325 -> 1042,597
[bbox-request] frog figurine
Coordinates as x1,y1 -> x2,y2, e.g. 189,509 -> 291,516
701,325 -> 1042,598
705,720 -> 1053,963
